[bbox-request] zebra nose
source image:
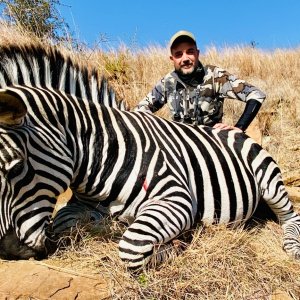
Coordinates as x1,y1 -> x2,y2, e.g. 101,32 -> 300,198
44,227 -> 59,256
0,228 -> 47,260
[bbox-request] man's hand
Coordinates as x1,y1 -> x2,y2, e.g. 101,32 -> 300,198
213,123 -> 243,132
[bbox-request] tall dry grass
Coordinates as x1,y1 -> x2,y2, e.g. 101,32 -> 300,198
86,41 -> 300,184
0,22 -> 300,299
93,43 -> 300,181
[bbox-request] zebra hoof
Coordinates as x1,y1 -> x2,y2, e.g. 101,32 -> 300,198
52,208 -> 104,235
283,246 -> 300,260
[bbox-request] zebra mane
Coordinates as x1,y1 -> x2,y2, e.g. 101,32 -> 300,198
0,42 -> 127,110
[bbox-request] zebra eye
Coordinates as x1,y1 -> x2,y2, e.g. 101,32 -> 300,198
5,159 -> 24,180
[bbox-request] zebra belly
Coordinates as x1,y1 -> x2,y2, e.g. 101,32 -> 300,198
200,185 -> 259,227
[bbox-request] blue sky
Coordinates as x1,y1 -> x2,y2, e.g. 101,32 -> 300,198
59,0 -> 299,52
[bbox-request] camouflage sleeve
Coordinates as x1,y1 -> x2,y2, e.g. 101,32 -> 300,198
133,78 -> 166,113
213,66 -> 266,104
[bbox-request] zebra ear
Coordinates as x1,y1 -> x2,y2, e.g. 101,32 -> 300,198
0,89 -> 27,125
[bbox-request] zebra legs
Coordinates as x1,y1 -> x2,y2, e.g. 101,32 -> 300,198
282,222 -> 300,259
118,200 -> 193,269
260,173 -> 300,259
52,196 -> 107,234
274,193 -> 300,259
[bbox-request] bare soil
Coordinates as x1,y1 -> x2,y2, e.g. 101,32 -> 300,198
0,260 -> 109,300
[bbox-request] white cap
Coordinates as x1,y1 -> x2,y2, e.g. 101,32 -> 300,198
169,30 -> 197,50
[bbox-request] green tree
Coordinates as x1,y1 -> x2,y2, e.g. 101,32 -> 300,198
0,0 -> 69,41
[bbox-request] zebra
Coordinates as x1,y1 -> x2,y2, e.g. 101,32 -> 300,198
0,42 -> 299,269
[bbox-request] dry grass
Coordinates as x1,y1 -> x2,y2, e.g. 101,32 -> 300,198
0,22 -> 300,299
48,215 -> 300,299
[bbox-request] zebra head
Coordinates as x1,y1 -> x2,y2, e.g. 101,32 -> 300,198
0,89 -> 71,259
0,42 -> 126,261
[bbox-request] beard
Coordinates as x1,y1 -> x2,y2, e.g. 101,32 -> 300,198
175,61 -> 204,87
176,63 -> 196,75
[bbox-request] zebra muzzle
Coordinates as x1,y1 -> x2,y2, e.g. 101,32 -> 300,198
0,228 -> 49,260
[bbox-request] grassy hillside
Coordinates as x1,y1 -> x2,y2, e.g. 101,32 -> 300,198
86,35 -> 300,184
99,44 -> 300,181
0,22 -> 300,299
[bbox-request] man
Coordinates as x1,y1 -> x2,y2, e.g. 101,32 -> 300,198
134,30 -> 266,131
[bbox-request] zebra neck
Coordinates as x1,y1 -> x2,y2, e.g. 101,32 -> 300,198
70,106 -> 137,202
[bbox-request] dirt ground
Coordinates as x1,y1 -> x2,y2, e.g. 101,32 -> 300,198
0,260 -> 110,300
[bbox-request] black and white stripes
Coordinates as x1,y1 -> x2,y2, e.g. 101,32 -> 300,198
0,43 -> 299,268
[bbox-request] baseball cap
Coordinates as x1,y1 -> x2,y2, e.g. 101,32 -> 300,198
169,30 -> 197,50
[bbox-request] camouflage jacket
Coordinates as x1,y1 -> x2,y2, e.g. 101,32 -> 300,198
134,62 -> 266,126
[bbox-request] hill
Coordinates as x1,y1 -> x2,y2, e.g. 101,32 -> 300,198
0,23 -> 299,299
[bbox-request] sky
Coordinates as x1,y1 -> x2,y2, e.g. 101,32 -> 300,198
58,0 -> 300,52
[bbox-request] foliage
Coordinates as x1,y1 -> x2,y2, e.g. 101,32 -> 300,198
0,0 -> 69,41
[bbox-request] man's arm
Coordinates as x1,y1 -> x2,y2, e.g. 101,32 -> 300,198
234,99 -> 261,131
133,79 -> 166,113
214,99 -> 261,132
215,67 -> 266,131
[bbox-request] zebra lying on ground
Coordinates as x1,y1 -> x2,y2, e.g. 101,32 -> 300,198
0,42 -> 299,269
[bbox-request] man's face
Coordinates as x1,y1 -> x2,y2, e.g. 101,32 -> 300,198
170,42 -> 199,75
